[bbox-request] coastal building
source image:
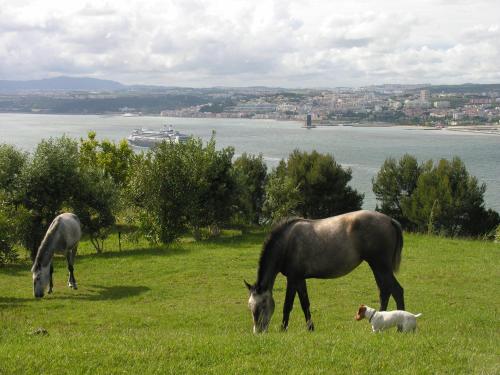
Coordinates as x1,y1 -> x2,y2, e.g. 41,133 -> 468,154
434,101 -> 450,108
229,102 -> 277,114
420,89 -> 430,103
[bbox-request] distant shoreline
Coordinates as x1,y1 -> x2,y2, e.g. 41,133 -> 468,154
1,112 -> 499,136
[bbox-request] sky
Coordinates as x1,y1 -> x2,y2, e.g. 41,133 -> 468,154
1,0 -> 499,88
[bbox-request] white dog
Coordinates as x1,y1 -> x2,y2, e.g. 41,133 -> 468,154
355,304 -> 422,332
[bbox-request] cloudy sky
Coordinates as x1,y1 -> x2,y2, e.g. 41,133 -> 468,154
1,0 -> 499,87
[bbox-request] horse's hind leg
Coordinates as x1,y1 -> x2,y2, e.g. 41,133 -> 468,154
297,279 -> 314,331
48,262 -> 54,294
369,263 -> 394,311
391,276 -> 404,310
281,278 -> 297,331
370,262 -> 405,311
66,246 -> 78,289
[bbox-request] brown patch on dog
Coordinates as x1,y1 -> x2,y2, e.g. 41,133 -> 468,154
355,304 -> 366,321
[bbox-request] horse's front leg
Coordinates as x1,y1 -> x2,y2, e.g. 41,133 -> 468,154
48,262 -> 54,294
281,278 -> 297,331
66,247 -> 78,289
297,279 -> 314,331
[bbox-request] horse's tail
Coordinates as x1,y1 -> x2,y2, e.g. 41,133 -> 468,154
390,218 -> 403,273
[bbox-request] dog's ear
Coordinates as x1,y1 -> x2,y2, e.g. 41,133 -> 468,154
355,305 -> 366,320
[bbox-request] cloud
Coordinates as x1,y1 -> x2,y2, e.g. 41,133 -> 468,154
0,0 -> 499,87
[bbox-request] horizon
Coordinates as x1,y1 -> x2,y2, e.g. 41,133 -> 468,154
1,0 -> 500,88
2,75 -> 500,91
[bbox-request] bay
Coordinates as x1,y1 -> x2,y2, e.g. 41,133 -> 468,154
1,113 -> 499,211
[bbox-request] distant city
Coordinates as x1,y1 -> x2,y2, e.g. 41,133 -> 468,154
1,77 -> 500,133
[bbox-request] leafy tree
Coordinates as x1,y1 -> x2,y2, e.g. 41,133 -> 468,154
232,153 -> 267,226
78,132 -> 133,251
262,168 -> 301,223
17,136 -> 81,259
0,144 -> 27,194
127,137 -> 236,243
372,154 -> 421,228
0,194 -> 18,264
0,144 -> 27,263
73,168 -> 117,253
186,138 -> 235,238
80,132 -> 134,187
406,158 -> 500,236
264,150 -> 363,222
375,155 -> 500,237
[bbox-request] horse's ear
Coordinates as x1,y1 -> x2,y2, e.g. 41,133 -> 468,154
244,280 -> 253,291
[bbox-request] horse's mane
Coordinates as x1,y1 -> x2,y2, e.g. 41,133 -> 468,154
33,217 -> 61,267
257,217 -> 303,288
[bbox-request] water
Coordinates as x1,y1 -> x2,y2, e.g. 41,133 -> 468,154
1,113 -> 499,211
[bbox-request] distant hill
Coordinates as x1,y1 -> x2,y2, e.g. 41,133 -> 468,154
0,76 -> 124,92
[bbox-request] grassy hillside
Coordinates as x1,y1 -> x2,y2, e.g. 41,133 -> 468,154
0,232 -> 498,374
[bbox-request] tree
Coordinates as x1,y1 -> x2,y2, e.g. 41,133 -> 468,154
232,153 -> 267,226
72,168 -> 117,253
263,150 -> 363,222
0,144 -> 27,194
262,168 -> 301,223
127,136 -> 236,243
372,154 -> 421,228
17,136 -> 81,259
80,132 -> 134,187
185,137 -> 236,238
0,144 -> 27,263
78,132 -> 133,251
374,155 -> 500,237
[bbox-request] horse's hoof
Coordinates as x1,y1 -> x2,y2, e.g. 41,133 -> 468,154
280,324 -> 288,332
48,289 -> 53,294
307,320 -> 315,331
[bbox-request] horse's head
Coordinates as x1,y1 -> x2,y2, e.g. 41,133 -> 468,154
31,261 -> 50,298
245,280 -> 275,333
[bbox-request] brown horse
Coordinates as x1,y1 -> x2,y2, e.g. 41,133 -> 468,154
245,210 -> 404,333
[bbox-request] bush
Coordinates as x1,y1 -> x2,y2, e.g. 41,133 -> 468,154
232,153 -> 267,226
73,168 -> 117,253
16,136 -> 81,258
0,144 -> 27,194
372,154 -> 420,228
263,150 -> 363,222
373,155 -> 500,237
262,171 -> 301,223
127,137 -> 236,243
10,135 -> 121,256
0,197 -> 18,265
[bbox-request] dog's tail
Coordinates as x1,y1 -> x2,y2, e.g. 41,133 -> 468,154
414,313 -> 422,318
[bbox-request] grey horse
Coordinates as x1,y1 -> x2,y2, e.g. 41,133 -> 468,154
245,210 -> 404,333
31,213 -> 81,298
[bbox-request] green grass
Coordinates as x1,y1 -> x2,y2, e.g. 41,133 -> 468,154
0,231 -> 499,374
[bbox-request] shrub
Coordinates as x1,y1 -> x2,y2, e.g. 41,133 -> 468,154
127,137 -> 236,243
263,150 -> 363,222
0,197 -> 18,264
0,144 -> 27,194
232,153 -> 267,226
16,136 -> 81,258
372,154 -> 420,228
373,155 -> 500,237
